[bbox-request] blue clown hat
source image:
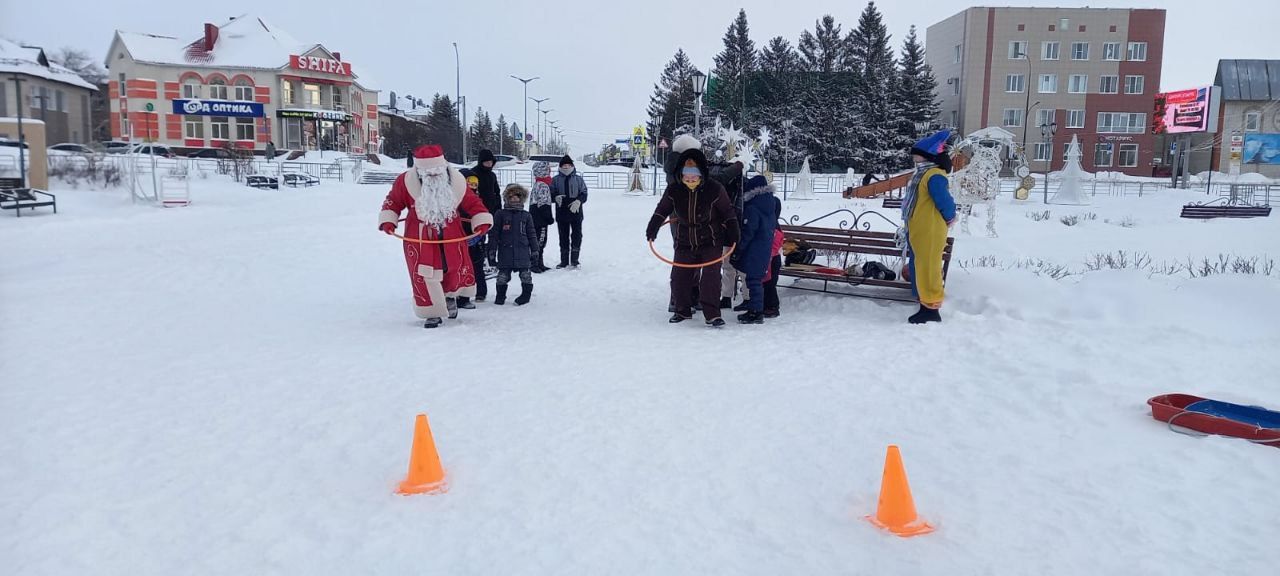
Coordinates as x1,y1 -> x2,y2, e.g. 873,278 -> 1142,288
911,130 -> 951,157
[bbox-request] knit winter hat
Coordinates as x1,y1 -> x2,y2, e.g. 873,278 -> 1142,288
910,130 -> 951,163
559,155 -> 574,167
744,175 -> 768,192
503,183 -> 529,205
672,134 -> 700,153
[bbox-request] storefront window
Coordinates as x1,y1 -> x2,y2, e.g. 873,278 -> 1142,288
284,118 -> 303,149
235,117 -> 254,141
211,116 -> 230,140
304,83 -> 321,107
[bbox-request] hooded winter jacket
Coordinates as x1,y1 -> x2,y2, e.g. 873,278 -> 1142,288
646,148 -> 740,250
471,149 -> 502,213
737,182 -> 778,277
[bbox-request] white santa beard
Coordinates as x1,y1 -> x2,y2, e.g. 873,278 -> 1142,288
415,172 -> 459,228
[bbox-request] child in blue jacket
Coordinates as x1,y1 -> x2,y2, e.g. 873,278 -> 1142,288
729,175 -> 778,324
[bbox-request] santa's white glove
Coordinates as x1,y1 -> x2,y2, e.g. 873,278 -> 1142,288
569,200 -> 581,214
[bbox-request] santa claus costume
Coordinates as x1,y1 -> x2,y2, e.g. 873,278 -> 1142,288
379,145 -> 493,328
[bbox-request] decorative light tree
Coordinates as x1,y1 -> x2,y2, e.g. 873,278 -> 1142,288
1050,135 -> 1089,205
626,155 -> 646,195
792,156 -> 816,200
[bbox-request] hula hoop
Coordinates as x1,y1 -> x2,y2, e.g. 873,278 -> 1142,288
388,216 -> 483,245
648,220 -> 737,269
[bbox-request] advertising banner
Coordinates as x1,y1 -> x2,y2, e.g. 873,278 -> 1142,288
1152,87 -> 1212,134
173,99 -> 265,117
1243,133 -> 1280,165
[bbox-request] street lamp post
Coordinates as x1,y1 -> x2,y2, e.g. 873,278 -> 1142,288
781,118 -> 793,200
691,70 -> 707,138
8,75 -> 28,187
510,75 -> 539,160
1017,47 -> 1035,158
453,43 -> 465,164
1039,121 -> 1058,204
529,97 -> 549,154
542,110 -> 555,152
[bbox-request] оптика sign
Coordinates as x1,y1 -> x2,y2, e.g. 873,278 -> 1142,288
173,99 -> 265,118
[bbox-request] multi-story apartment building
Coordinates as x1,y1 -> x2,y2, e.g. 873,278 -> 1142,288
927,7 -> 1165,177
0,38 -> 98,145
104,15 -> 378,155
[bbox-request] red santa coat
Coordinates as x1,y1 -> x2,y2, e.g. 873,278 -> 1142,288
378,167 -> 494,319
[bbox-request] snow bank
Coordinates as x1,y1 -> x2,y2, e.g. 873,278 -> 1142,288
2,178 -> 1278,575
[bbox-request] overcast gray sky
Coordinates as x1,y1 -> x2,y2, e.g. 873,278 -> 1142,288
2,0 -> 1270,153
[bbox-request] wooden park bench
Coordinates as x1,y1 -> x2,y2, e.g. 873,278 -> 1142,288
777,209 -> 954,303
0,187 -> 57,217
246,175 -> 278,189
283,173 -> 320,188
1181,188 -> 1272,219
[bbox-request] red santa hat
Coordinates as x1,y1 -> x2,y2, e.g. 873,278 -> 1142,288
413,145 -> 448,169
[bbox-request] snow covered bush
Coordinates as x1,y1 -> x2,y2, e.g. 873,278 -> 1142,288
1026,210 -> 1052,222
1060,212 -> 1097,226
48,161 -> 123,189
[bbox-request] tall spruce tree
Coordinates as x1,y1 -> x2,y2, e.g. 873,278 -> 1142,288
846,2 -> 899,174
796,15 -> 858,171
709,9 -> 757,128
467,108 -> 497,159
497,114 -> 519,156
424,94 -> 464,163
892,25 -> 941,168
646,49 -> 699,146
757,36 -> 802,170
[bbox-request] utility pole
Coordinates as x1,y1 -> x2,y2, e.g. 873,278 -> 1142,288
453,43 -> 465,164
9,75 -> 28,187
510,75 -> 538,160
529,97 -> 549,154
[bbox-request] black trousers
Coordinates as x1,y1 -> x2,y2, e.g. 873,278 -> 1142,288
533,225 -> 549,269
556,207 -> 583,265
764,256 -> 782,311
670,245 -> 723,321
468,242 -> 487,298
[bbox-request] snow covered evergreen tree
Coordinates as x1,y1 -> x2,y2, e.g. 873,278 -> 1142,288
890,25 -> 941,169
757,36 -> 802,171
646,49 -> 699,146
424,94 -> 464,163
795,15 -> 857,171
709,9 -> 757,129
467,109 -> 497,159
846,2 -> 899,175
497,114 -> 521,157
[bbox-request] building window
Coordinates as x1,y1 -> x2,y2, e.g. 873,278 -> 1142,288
1039,74 -> 1058,94
304,83 -> 322,107
1067,109 -> 1086,129
208,78 -> 228,100
332,85 -> 344,110
235,117 -> 254,140
1245,111 -> 1262,132
1068,75 -> 1088,94
951,78 -> 960,95
282,80 -> 295,105
1017,24 -> 1025,32
1034,142 -> 1053,162
954,45 -> 962,63
1110,25 -> 1118,33
1099,75 -> 1119,94
1127,42 -> 1148,61
1103,42 -> 1122,61
211,116 -> 230,140
950,110 -> 958,127
1118,143 -> 1139,167
184,117 -> 204,139
1002,109 -> 1024,127
121,117 -> 131,138
1071,42 -> 1089,60
1041,41 -> 1060,60
55,89 -> 65,112
183,82 -> 201,99
1006,74 -> 1026,93
1097,112 -> 1146,134
1078,25 -> 1087,32
234,80 -> 253,101
1037,108 -> 1056,127
1124,75 -> 1145,95
1009,41 -> 1028,59
1095,143 -> 1114,167
1059,18 -> 1070,30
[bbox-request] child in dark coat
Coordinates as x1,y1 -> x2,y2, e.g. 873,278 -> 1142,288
729,176 -> 778,324
762,196 -> 784,318
487,184 -> 540,306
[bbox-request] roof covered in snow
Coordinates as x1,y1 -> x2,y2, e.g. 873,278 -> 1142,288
111,15 -> 376,91
0,38 -> 98,91
1215,60 -> 1280,102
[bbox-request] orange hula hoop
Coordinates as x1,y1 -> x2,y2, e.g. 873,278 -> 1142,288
648,220 -> 736,269
388,217 -> 484,245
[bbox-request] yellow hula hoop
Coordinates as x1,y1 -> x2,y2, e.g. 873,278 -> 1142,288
648,219 -> 736,269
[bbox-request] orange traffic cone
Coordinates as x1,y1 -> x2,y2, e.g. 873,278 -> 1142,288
866,445 -> 934,537
396,413 -> 448,495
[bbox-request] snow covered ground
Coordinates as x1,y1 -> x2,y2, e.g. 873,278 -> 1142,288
3,174 -> 1279,575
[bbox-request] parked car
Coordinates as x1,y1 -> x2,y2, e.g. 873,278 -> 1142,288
48,143 -> 95,154
187,148 -> 231,159
129,144 -> 175,158
100,141 -> 132,154
527,154 -> 564,164
490,154 -> 520,168
0,138 -> 30,150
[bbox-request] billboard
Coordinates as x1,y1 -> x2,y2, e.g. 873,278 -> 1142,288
1152,87 -> 1213,134
172,99 -> 264,118
1243,134 -> 1280,165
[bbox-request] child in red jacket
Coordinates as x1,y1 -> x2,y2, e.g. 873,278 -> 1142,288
762,196 -> 784,318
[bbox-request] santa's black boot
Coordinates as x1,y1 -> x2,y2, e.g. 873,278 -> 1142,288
494,284 -> 508,306
423,317 -> 443,329
446,297 -> 458,319
457,296 -> 475,309
514,283 -> 533,306
908,305 -> 942,324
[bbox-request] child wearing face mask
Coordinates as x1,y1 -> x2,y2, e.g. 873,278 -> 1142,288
550,155 -> 588,269
645,148 -> 740,327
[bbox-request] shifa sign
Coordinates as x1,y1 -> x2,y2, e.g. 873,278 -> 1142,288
172,99 -> 265,118
289,55 -> 353,76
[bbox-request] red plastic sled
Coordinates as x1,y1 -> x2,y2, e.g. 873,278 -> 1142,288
1148,394 -> 1280,448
